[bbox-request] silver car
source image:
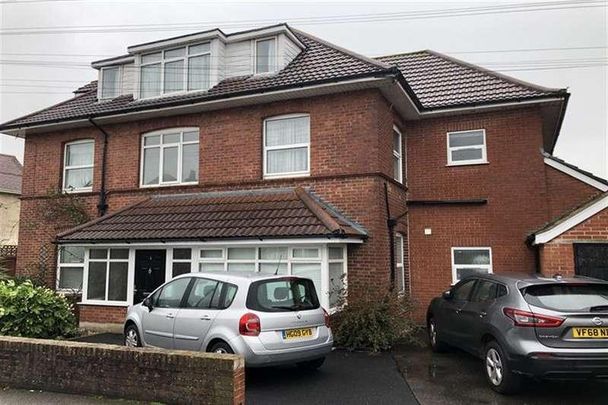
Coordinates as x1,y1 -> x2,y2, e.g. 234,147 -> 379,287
427,273 -> 608,394
124,272 -> 333,368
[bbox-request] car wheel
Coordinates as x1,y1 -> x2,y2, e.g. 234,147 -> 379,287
124,324 -> 141,347
428,317 -> 448,352
484,340 -> 522,394
209,341 -> 234,354
296,357 -> 325,370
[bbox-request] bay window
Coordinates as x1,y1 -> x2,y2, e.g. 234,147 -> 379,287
63,140 -> 94,192
86,248 -> 129,302
139,42 -> 211,98
57,246 -> 85,290
141,128 -> 199,187
451,247 -> 492,283
263,114 -> 310,178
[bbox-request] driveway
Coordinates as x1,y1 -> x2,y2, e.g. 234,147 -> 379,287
70,333 -> 417,405
393,342 -> 608,404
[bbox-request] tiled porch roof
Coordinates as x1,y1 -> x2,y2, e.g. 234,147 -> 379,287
56,188 -> 367,243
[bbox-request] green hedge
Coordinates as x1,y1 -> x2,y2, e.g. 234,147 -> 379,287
0,280 -> 77,339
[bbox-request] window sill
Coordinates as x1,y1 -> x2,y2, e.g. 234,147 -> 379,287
63,188 -> 93,194
80,301 -> 130,307
263,172 -> 310,180
446,161 -> 489,167
140,182 -> 199,189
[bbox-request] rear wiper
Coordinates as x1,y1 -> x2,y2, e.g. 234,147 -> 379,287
270,304 -> 311,311
590,305 -> 608,312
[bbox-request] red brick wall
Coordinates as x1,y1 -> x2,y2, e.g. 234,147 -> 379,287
544,164 -> 601,219
17,89 -> 407,321
79,305 -> 128,325
539,205 -> 608,277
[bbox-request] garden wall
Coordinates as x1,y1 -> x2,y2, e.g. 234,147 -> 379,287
0,336 -> 245,404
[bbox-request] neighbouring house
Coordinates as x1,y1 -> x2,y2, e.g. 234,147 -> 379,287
0,153 -> 22,276
0,24 -> 605,327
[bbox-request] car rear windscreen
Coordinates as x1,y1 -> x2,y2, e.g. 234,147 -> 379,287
522,283 -> 608,312
247,278 -> 320,312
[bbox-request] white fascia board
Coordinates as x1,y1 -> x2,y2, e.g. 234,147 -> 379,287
227,26 -> 305,49
7,76 -> 391,136
544,157 -> 608,192
534,193 -> 608,245
91,55 -> 135,69
127,29 -> 226,53
418,97 -> 564,117
57,238 -> 365,247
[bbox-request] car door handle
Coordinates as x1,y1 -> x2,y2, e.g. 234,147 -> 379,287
479,311 -> 487,318
166,314 -> 175,319
200,315 -> 211,321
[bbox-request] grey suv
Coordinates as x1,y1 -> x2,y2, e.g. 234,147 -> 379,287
427,273 -> 608,393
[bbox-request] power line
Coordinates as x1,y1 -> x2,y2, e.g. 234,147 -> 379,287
0,0 -> 605,35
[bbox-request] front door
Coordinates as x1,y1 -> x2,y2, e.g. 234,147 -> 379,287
134,250 -> 166,304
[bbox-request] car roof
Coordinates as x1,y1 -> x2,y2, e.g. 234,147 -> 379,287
463,272 -> 608,287
173,271 -> 299,284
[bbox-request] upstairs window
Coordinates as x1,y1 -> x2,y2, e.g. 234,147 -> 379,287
141,128 -> 199,187
393,126 -> 403,183
451,247 -> 492,284
255,37 -> 277,74
263,114 -> 310,178
140,42 -> 211,98
100,67 -> 120,99
63,140 -> 94,192
447,129 -> 487,166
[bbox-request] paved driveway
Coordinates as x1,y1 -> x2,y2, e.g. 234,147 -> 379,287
70,334 -> 417,405
393,343 -> 608,405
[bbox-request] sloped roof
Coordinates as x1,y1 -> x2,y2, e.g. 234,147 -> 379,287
376,50 -> 564,110
0,154 -> 22,195
543,151 -> 608,190
56,188 -> 367,243
0,27 -> 567,131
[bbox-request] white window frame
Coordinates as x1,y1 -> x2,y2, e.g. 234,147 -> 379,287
139,42 -> 211,99
63,139 -> 94,193
83,248 -> 132,306
447,129 -> 488,166
56,246 -> 85,292
263,114 -> 311,179
393,125 -> 403,183
98,66 -> 122,100
140,127 -> 199,188
328,245 -> 347,309
395,233 -> 405,293
451,247 -> 493,284
253,36 -> 278,75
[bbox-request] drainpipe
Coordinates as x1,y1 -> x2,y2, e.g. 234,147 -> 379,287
88,118 -> 109,217
384,182 -> 396,291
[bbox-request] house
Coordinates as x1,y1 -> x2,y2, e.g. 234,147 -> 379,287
0,24 -> 605,327
0,153 -> 22,276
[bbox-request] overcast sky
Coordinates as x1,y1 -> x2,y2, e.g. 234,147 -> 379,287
0,0 -> 606,177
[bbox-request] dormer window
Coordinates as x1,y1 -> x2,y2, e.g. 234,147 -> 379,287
100,67 -> 120,99
139,42 -> 211,98
255,37 -> 277,74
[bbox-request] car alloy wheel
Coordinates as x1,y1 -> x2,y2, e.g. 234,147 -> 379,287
486,347 -> 503,386
125,329 -> 139,347
429,319 -> 438,347
214,347 -> 228,354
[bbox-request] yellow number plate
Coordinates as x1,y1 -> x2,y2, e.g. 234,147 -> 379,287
572,327 -> 608,339
282,328 -> 313,340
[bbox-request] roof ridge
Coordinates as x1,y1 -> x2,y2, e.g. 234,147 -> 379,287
374,50 -> 429,60
290,27 -> 392,71
294,187 -> 344,234
424,49 -> 566,95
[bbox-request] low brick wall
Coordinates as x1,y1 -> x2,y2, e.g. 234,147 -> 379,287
0,336 -> 245,404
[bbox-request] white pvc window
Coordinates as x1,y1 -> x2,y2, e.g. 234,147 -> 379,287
447,129 -> 487,166
172,248 -> 192,278
141,128 -> 199,187
139,42 -> 211,98
86,248 -> 130,303
451,247 -> 493,284
100,66 -> 120,99
57,246 -> 85,290
395,233 -> 405,293
328,246 -> 346,308
393,126 -> 403,183
263,114 -> 310,178
255,37 -> 277,74
63,140 -> 94,193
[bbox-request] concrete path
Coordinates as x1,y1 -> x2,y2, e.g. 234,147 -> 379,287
0,388 -> 139,404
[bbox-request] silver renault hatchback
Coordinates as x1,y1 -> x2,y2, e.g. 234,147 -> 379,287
123,272 -> 333,368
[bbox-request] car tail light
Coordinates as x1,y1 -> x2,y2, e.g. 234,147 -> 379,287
239,313 -> 261,336
503,307 -> 564,328
323,308 -> 331,328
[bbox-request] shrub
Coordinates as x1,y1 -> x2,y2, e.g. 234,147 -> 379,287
331,291 -> 419,352
0,280 -> 77,339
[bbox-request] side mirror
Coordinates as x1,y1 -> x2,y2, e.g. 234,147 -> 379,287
142,297 -> 153,311
442,290 -> 452,300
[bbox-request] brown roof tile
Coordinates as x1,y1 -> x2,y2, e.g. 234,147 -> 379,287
57,188 -> 367,243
